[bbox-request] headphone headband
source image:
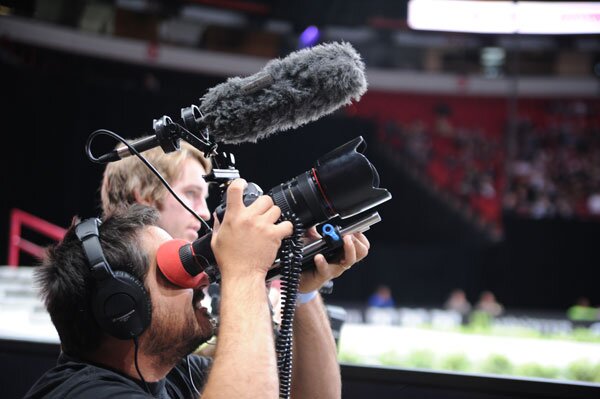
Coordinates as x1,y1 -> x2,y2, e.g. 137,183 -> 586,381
75,218 -> 113,280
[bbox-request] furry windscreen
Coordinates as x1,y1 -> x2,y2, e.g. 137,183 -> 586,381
199,42 -> 368,144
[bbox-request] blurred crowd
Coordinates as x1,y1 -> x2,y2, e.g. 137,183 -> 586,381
364,285 -> 506,328
377,99 -> 600,230
504,101 -> 600,220
378,104 -> 504,230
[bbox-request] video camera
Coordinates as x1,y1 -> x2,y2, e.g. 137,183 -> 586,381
178,135 -> 391,283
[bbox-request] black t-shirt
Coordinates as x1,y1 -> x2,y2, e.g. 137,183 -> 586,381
24,352 -> 212,398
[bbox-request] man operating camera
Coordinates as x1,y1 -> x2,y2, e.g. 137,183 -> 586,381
26,143 -> 369,398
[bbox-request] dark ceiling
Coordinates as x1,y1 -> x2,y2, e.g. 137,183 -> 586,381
180,0 -> 409,29
1,0 -> 410,30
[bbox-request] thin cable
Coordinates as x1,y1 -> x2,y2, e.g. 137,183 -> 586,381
133,336 -> 151,394
86,129 -> 212,233
186,354 -> 201,395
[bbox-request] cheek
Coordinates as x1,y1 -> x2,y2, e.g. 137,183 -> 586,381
157,206 -> 184,228
152,292 -> 191,323
164,202 -> 190,222
155,215 -> 174,236
159,194 -> 186,215
149,296 -> 165,327
170,289 -> 194,308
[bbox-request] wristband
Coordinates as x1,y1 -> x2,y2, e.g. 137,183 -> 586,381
296,290 -> 318,305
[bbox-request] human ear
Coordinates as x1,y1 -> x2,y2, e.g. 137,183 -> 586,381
134,191 -> 153,206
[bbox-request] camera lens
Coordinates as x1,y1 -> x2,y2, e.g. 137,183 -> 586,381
269,170 -> 334,227
268,137 -> 391,227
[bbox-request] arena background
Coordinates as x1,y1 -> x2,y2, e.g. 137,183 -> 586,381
1,0 -> 600,397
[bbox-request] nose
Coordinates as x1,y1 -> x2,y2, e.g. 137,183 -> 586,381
195,197 -> 211,222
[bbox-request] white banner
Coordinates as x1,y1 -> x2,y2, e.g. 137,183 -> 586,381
408,0 -> 600,34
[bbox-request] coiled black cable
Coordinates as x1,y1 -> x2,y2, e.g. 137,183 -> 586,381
276,213 -> 304,399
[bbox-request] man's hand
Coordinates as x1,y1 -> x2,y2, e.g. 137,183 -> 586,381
211,179 -> 293,280
299,230 -> 370,293
290,227 -> 368,398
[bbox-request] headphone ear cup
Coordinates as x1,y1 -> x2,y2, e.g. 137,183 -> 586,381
92,270 -> 152,340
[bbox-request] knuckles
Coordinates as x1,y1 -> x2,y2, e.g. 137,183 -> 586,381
250,195 -> 273,207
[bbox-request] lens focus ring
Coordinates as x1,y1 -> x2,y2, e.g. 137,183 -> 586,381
270,186 -> 292,217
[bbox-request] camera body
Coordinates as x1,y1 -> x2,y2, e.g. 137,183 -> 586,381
173,136 -> 391,283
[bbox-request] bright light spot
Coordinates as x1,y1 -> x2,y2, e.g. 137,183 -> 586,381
299,26 -> 320,48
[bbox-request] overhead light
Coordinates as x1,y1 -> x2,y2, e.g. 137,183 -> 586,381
481,47 -> 505,78
408,0 -> 600,34
299,26 -> 320,48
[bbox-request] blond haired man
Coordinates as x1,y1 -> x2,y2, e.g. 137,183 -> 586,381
101,142 -> 211,242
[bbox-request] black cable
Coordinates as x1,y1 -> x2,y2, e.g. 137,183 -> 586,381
133,336 -> 151,394
85,129 -> 212,233
276,213 -> 304,399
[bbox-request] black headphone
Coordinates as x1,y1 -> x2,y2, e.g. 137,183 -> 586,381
75,218 -> 152,340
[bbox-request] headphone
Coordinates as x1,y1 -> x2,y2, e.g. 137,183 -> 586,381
75,218 -> 152,340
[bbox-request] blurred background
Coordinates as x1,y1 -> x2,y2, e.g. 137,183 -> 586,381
1,0 -> 600,391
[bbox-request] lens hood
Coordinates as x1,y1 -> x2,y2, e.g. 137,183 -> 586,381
314,136 -> 391,219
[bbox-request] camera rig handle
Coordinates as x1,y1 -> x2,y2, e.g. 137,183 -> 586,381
266,211 -> 382,281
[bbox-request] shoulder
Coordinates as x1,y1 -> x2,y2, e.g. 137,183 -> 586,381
25,358 -> 150,399
170,354 -> 212,381
61,380 -> 150,399
186,354 -> 213,372
165,355 -> 213,397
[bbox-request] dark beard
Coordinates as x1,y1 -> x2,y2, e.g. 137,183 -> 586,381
143,306 -> 215,367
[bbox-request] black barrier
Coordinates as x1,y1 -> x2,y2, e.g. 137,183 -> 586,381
341,363 -> 600,399
2,338 -> 599,399
0,339 -> 60,399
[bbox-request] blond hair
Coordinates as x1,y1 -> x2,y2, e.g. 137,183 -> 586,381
101,141 -> 211,216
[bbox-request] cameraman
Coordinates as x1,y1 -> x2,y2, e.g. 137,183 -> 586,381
26,194 -> 289,397
97,143 -> 370,397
